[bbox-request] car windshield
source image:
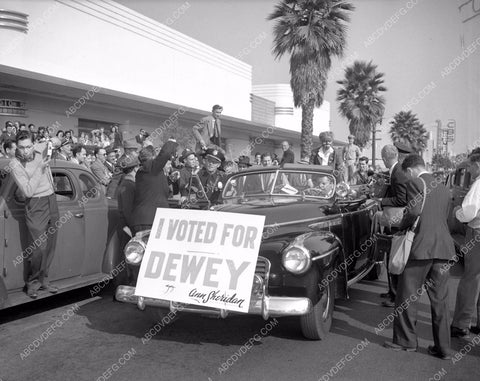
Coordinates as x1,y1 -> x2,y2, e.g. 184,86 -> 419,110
223,169 -> 336,200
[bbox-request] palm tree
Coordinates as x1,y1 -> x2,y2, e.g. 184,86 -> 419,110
389,111 -> 429,153
269,0 -> 354,158
336,60 -> 386,165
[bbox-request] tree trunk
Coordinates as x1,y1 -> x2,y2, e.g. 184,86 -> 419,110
301,100 -> 315,159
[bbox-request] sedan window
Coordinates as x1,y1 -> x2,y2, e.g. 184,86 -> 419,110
52,172 -> 75,200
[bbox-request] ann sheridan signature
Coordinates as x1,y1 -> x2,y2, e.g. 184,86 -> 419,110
189,288 -> 245,308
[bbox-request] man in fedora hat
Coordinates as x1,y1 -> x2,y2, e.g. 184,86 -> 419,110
236,155 -> 252,172
178,148 -> 202,206
116,154 -> 140,238
56,138 -> 72,161
123,139 -> 140,158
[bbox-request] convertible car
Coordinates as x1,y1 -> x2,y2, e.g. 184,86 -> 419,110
116,164 -> 385,339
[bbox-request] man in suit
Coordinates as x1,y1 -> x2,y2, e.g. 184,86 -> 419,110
192,104 -> 223,153
451,153 -> 480,338
131,140 -> 178,234
384,154 -> 455,360
375,143 -> 412,307
90,147 -> 112,191
56,139 -> 72,161
280,141 -> 295,165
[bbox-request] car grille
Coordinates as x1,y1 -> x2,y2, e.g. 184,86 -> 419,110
255,256 -> 270,283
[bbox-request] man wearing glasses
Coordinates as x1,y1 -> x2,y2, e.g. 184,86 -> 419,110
10,131 -> 60,298
90,147 -> 112,191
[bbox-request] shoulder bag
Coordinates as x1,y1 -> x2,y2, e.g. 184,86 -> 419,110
388,177 -> 427,275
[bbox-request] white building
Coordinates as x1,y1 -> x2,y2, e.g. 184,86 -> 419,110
0,0 -> 303,161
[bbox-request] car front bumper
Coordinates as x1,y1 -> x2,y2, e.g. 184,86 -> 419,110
115,285 -> 312,320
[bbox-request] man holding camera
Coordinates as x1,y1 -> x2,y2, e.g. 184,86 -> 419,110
10,131 -> 60,298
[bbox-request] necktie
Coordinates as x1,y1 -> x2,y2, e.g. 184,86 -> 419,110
214,120 -> 219,138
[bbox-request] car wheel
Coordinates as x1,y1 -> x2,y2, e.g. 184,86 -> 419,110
300,277 -> 334,340
146,307 -> 170,324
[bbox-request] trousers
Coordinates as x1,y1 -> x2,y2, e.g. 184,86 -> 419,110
24,193 -> 59,286
393,259 -> 451,353
452,227 -> 480,329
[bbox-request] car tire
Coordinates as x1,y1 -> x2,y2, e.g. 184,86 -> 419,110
300,276 -> 335,340
146,307 -> 171,324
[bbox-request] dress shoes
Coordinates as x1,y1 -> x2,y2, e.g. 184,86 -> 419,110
39,284 -> 59,294
381,300 -> 395,308
26,286 -> 38,299
380,292 -> 393,299
451,326 -> 471,339
427,346 -> 452,360
469,326 -> 480,335
383,341 -> 417,352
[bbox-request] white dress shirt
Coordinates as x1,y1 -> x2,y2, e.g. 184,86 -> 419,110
456,176 -> 480,229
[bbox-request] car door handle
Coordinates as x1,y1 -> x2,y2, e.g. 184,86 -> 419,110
74,213 -> 84,218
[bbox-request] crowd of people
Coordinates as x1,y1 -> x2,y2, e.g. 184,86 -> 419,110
4,104 -> 479,363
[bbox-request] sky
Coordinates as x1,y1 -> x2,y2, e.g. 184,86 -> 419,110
115,0 -> 470,154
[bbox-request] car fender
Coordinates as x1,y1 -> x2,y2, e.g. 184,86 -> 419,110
301,231 -> 348,299
102,224 -> 122,274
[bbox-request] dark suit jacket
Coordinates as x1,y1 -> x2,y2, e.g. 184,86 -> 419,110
131,140 -> 178,227
399,173 -> 455,261
381,162 -> 409,207
192,115 -> 221,150
280,149 -> 295,165
197,167 -> 227,204
90,159 -> 111,186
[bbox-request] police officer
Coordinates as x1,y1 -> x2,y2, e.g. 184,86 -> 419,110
198,148 -> 226,205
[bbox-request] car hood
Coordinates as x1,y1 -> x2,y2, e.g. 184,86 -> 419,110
214,201 -> 331,226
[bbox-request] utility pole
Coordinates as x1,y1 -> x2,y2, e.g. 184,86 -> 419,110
371,119 -> 382,167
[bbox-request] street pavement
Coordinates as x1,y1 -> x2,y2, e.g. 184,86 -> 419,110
1,264 -> 479,381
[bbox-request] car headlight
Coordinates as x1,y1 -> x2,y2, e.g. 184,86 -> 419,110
336,181 -> 350,198
124,239 -> 146,265
282,246 -> 311,274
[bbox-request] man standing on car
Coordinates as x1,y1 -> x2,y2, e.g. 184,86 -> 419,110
451,153 -> 480,338
10,131 -> 60,298
384,154 -> 455,359
192,105 -> 224,153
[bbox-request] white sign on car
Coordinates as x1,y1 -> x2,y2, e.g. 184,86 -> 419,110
135,208 -> 265,313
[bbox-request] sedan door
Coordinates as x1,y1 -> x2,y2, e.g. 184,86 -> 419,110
2,169 -> 86,292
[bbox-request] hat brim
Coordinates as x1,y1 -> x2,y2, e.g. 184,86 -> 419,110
205,154 -> 222,163
180,152 -> 197,163
235,161 -> 252,166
